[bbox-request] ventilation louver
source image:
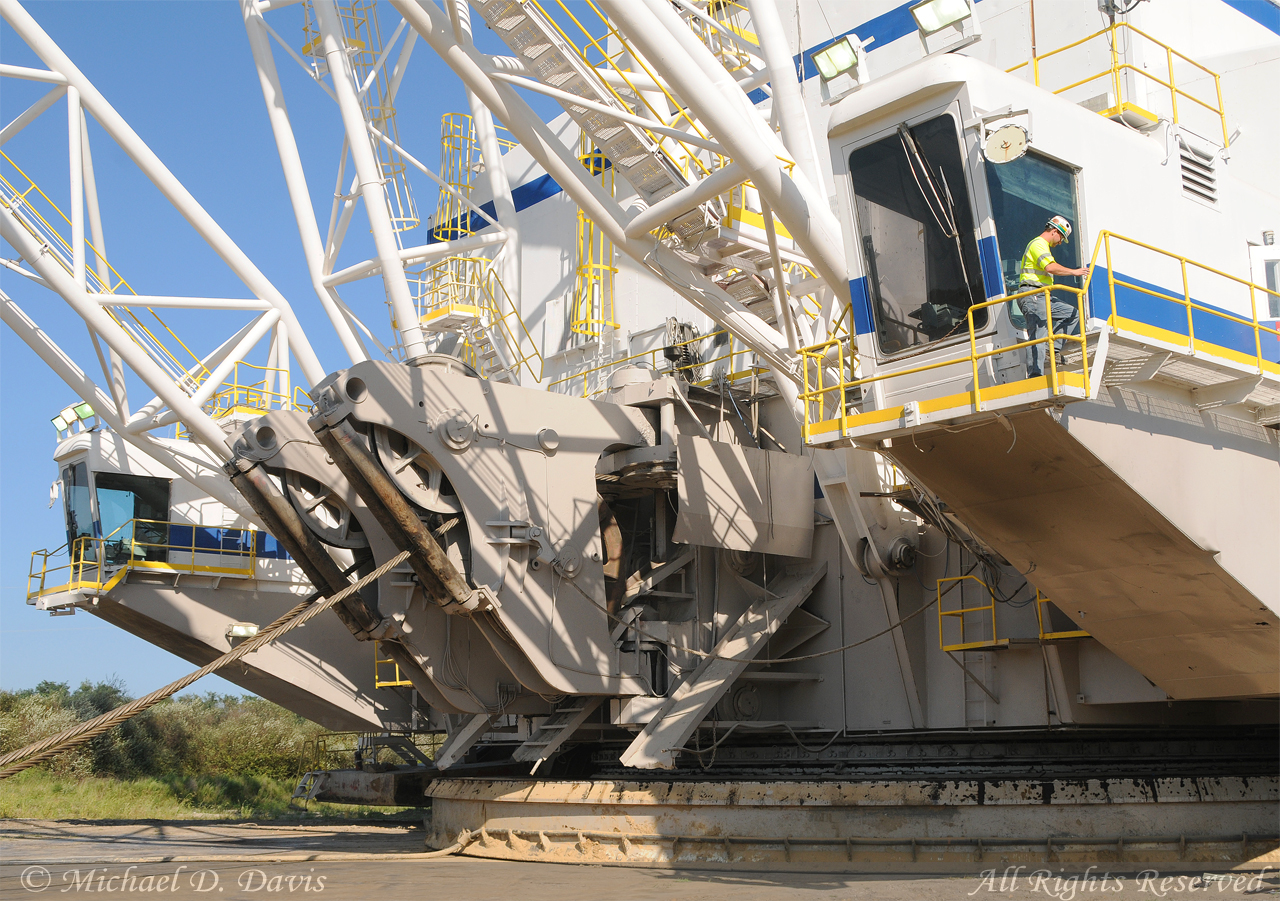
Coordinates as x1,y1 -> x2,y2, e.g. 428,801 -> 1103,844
1180,147 -> 1217,204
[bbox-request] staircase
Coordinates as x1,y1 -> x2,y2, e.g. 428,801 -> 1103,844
416,256 -> 540,384
620,562 -> 827,769
291,770 -> 327,804
512,696 -> 603,772
470,0 -> 829,385
471,0 -> 720,249
464,320 -> 515,384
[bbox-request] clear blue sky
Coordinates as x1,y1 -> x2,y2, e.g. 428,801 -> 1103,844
0,1 -> 555,698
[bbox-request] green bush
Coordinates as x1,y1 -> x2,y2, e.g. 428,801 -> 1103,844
0,681 -> 327,780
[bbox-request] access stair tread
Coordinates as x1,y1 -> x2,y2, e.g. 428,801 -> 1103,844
619,562 -> 827,770
512,697 -> 603,767
434,713 -> 493,770
472,0 -> 718,247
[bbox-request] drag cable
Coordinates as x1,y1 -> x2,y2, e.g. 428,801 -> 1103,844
0,550 -> 411,780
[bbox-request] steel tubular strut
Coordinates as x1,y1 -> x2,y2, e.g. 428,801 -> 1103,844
312,416 -> 479,613
226,458 -> 383,636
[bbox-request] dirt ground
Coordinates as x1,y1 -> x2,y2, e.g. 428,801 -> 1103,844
2,819 -> 1274,900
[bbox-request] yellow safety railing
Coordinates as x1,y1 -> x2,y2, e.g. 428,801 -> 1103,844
303,0 -> 418,232
801,230 -> 1280,443
426,113 -> 517,242
682,0 -> 759,74
530,0 -> 728,182
570,144 -> 620,339
1035,591 -> 1089,641
1007,21 -> 1228,145
800,281 -> 1091,443
937,575 -> 1010,653
374,643 -> 415,688
28,519 -> 258,601
1,152 -> 213,390
202,362 -> 301,417
433,112 -> 477,242
415,256 -> 543,383
177,362 -> 306,439
1093,231 -> 1280,373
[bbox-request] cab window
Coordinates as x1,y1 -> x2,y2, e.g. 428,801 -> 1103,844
849,114 -> 986,355
984,152 -> 1081,293
94,472 -> 171,564
61,461 -> 94,550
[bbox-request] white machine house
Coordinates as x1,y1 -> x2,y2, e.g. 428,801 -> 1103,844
4,0 -> 1277,865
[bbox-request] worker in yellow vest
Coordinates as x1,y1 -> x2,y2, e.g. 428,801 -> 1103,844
1019,215 -> 1089,377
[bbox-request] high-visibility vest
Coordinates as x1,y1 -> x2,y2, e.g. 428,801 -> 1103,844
1020,235 -> 1055,287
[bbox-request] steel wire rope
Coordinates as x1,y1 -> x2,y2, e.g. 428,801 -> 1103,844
0,550 -> 412,780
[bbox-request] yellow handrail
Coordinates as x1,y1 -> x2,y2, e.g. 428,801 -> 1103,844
570,144 -> 621,339
800,282 -> 1091,443
374,642 -> 415,688
415,255 -> 544,383
1,152 -> 213,388
937,575 -> 1009,653
1035,591 -> 1089,641
28,519 -> 258,601
531,0 -> 726,181
800,230 -> 1279,442
1094,231 -> 1280,369
1007,21 -> 1228,146
201,361 -> 300,416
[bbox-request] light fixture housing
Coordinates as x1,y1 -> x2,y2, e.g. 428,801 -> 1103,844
51,415 -> 70,432
73,402 -> 95,420
812,34 -> 873,105
911,0 -> 982,56
226,622 -> 260,641
812,36 -> 859,81
910,0 -> 973,35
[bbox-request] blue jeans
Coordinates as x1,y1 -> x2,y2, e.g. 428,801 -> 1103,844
1021,291 -> 1080,377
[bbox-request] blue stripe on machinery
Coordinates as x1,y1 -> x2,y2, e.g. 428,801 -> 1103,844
849,277 -> 875,335
1089,267 -> 1280,365
747,0 -> 993,103
428,171 -> 566,243
978,235 -> 1003,298
1222,0 -> 1280,35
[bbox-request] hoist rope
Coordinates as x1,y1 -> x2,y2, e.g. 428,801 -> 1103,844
0,550 -> 411,780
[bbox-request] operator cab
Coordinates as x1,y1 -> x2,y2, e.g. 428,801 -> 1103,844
817,52 -> 1276,446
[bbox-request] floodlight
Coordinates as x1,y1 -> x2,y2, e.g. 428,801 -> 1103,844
813,37 -> 859,81
51,415 -> 70,432
226,622 -> 260,640
911,0 -> 973,36
73,402 -> 95,420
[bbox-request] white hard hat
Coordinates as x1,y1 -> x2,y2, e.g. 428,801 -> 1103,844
1047,215 -> 1072,243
